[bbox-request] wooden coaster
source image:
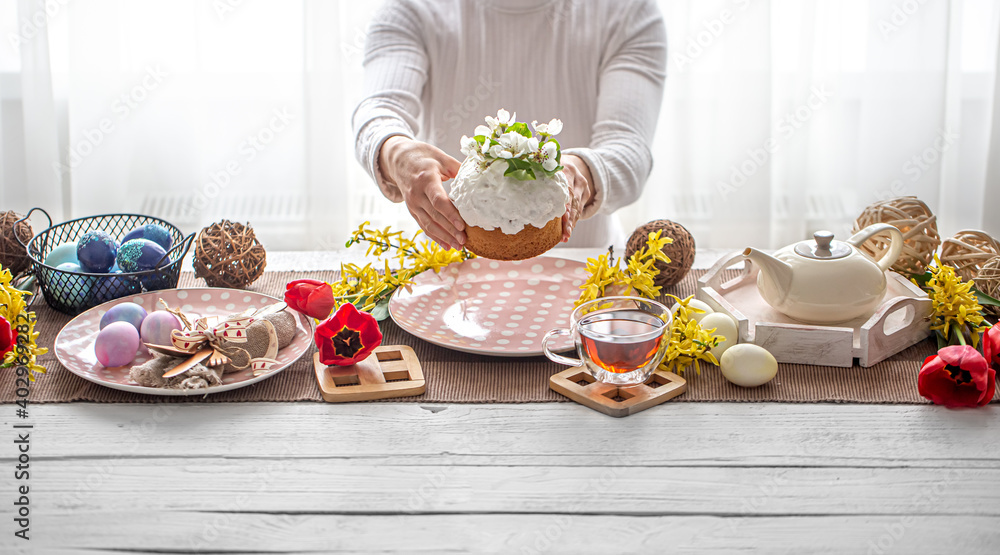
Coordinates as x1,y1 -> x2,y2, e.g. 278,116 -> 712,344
549,368 -> 686,417
313,345 -> 425,402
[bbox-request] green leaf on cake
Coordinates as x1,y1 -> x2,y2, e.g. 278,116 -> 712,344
504,158 -> 537,181
509,122 -> 532,138
505,169 -> 537,181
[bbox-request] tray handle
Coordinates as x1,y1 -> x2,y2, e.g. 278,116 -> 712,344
697,250 -> 758,295
14,207 -> 53,249
859,295 -> 932,367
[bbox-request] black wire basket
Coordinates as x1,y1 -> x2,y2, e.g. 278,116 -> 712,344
16,208 -> 195,315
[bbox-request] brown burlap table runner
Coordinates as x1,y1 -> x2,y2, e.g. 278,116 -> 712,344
1,269 -> 979,405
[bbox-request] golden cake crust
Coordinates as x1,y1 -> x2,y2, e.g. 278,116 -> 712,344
464,217 -> 562,261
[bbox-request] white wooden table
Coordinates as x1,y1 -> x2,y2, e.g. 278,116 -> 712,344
6,249 -> 1000,554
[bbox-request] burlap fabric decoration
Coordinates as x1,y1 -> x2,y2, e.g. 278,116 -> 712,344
625,219 -> 696,288
193,220 -> 267,288
218,311 -> 296,374
130,357 -> 224,390
973,255 -> 1000,318
853,197 -> 940,276
940,230 -> 1000,282
0,211 -> 34,276
129,311 -> 297,389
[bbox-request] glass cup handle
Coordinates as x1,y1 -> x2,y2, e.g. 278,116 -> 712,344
542,328 -> 583,367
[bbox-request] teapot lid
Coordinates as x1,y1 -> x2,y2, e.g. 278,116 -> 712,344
793,231 -> 852,260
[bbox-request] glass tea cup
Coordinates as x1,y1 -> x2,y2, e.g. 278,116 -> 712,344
542,296 -> 672,386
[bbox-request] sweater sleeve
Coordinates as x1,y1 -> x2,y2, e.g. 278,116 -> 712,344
563,0 -> 667,219
352,0 -> 428,203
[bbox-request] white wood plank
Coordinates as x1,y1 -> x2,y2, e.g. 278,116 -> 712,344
12,513 -> 999,554
39,459 -> 1000,516
20,403 -> 1000,468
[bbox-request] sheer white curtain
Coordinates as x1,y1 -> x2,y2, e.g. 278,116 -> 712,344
624,0 -> 1000,248
1,0 -> 384,250
1,0 -> 998,250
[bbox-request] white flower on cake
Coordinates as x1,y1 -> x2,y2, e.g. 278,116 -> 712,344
540,142 -> 559,171
532,118 -> 563,135
460,135 -> 481,159
489,132 -> 534,159
485,108 -> 515,131
449,109 -> 571,239
457,108 -> 564,181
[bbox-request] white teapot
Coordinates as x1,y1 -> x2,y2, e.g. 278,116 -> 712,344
742,224 -> 904,324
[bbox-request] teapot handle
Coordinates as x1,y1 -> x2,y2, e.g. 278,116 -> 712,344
846,223 -> 904,273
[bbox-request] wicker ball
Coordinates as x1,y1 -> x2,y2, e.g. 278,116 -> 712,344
192,220 -> 267,288
974,255 -> 1000,318
625,220 -> 695,288
853,196 -> 940,275
0,211 -> 34,277
940,230 -> 1000,282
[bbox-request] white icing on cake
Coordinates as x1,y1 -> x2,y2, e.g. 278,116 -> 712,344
449,157 -> 570,235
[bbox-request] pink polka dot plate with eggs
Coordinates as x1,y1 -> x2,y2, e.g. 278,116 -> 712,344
388,256 -> 586,356
53,288 -> 315,396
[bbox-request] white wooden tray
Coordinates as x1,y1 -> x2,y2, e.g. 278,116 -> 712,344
696,252 -> 932,367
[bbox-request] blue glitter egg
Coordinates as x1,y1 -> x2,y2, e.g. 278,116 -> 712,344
140,266 -> 174,292
77,230 -> 120,273
44,241 -> 80,268
116,239 -> 167,272
89,270 -> 141,305
122,224 -> 172,252
49,262 -> 95,309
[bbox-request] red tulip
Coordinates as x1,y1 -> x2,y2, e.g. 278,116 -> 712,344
315,302 -> 382,366
918,345 -> 996,408
984,323 -> 1000,370
284,279 -> 337,320
0,316 -> 14,358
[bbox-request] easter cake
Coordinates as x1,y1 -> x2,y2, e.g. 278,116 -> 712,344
449,109 -> 570,260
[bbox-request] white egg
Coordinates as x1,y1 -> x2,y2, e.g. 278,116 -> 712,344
701,312 -> 738,360
670,298 -> 714,323
720,344 -> 777,387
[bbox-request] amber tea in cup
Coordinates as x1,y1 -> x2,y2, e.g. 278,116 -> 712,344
542,297 -> 671,386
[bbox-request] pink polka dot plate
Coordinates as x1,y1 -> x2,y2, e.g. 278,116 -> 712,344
53,288 -> 315,396
388,256 -> 586,356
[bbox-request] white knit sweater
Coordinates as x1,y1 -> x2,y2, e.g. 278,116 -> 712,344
353,0 -> 667,248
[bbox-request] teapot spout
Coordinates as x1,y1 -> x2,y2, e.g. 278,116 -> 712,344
743,247 -> 794,304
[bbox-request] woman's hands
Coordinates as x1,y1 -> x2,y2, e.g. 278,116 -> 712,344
378,136 -> 465,250
560,154 -> 595,242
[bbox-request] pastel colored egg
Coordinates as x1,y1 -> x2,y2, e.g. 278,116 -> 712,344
95,321 -> 141,367
100,302 -> 147,332
122,224 -> 172,252
89,271 -> 141,305
116,239 -> 167,273
77,230 -> 119,273
50,262 -> 94,308
140,310 -> 183,346
720,344 -> 778,388
701,313 -> 739,359
670,298 -> 714,323
44,241 -> 80,268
